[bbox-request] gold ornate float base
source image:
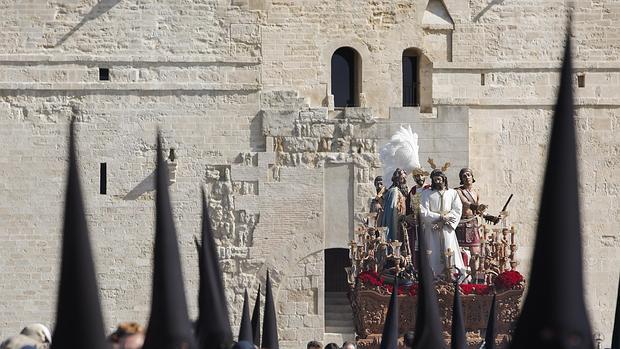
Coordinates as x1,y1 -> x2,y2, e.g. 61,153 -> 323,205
349,285 -> 524,349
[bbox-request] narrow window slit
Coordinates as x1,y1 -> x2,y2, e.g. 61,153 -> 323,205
577,73 -> 585,88
99,68 -> 110,81
100,163 -> 107,195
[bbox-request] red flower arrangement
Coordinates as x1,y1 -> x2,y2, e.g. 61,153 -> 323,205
459,283 -> 491,295
357,271 -> 383,287
356,271 -> 418,296
494,270 -> 524,290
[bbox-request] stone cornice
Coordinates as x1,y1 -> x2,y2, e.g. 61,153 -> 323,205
0,54 -> 261,66
434,61 -> 620,71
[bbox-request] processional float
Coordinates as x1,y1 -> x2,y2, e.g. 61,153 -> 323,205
346,126 -> 524,349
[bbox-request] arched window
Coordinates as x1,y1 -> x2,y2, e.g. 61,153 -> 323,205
331,47 -> 361,108
402,48 -> 420,107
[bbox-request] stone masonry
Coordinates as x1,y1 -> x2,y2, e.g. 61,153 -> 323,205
0,1 -> 618,348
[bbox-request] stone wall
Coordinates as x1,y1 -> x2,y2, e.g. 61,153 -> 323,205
0,1 -> 618,348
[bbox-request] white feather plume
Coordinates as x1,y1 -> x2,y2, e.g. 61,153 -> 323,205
379,125 -> 420,188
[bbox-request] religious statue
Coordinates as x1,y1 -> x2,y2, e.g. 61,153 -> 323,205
380,169 -> 408,241
369,176 -> 386,225
399,167 -> 429,265
454,168 -> 485,258
420,169 -> 466,277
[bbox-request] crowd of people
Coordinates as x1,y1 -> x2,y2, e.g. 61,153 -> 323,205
2,325 -> 362,349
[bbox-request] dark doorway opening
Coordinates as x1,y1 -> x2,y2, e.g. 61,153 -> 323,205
324,248 -> 351,292
331,47 -> 361,108
402,52 -> 419,107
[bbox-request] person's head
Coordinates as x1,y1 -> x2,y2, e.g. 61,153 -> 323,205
109,322 -> 144,347
411,168 -> 428,187
373,176 -> 384,193
324,343 -> 339,349
430,169 -> 448,190
19,324 -> 51,345
391,168 -> 408,194
119,333 -> 144,349
342,341 -> 356,349
307,340 -> 323,349
458,167 -> 475,186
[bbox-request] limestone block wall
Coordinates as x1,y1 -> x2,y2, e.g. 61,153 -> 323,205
0,0 -> 619,348
0,88 -> 263,334
0,0 -> 259,58
260,0 -> 448,117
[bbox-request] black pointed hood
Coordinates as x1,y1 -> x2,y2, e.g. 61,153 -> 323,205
450,283 -> 466,349
251,284 -> 261,346
195,189 -> 233,349
51,121 -> 108,349
611,277 -> 619,349
411,230 -> 446,349
262,271 -> 279,349
510,27 -> 594,349
380,279 -> 399,349
142,136 -> 196,349
238,290 -> 253,343
483,294 -> 496,349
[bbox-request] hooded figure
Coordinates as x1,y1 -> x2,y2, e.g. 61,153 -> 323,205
195,189 -> 233,349
142,136 -> 197,349
482,295 -> 496,349
251,285 -> 262,347
51,121 -> 108,349
611,277 -> 619,349
509,24 -> 594,349
411,225 -> 447,349
380,279 -> 399,349
238,290 -> 254,343
262,271 -> 279,349
450,283 -> 466,349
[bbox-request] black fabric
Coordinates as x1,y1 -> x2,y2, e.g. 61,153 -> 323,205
483,295 -> 496,349
251,284 -> 261,347
612,277 -> 620,349
51,121 -> 109,349
142,136 -> 196,349
238,290 -> 254,343
450,283 -> 466,349
510,29 -> 594,349
262,271 -> 279,349
195,188 -> 233,349
411,229 -> 447,349
380,279 -> 399,349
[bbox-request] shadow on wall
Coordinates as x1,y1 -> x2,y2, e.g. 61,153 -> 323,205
123,170 -> 156,200
473,0 -> 505,22
51,0 -> 122,48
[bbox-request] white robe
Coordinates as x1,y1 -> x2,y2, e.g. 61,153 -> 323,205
420,188 -> 465,276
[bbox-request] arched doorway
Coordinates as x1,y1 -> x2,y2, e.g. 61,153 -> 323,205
402,48 -> 420,107
331,47 -> 361,108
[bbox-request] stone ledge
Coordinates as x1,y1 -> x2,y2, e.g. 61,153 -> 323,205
0,54 -> 261,66
434,97 -> 620,106
434,61 -> 620,71
0,82 -> 261,91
